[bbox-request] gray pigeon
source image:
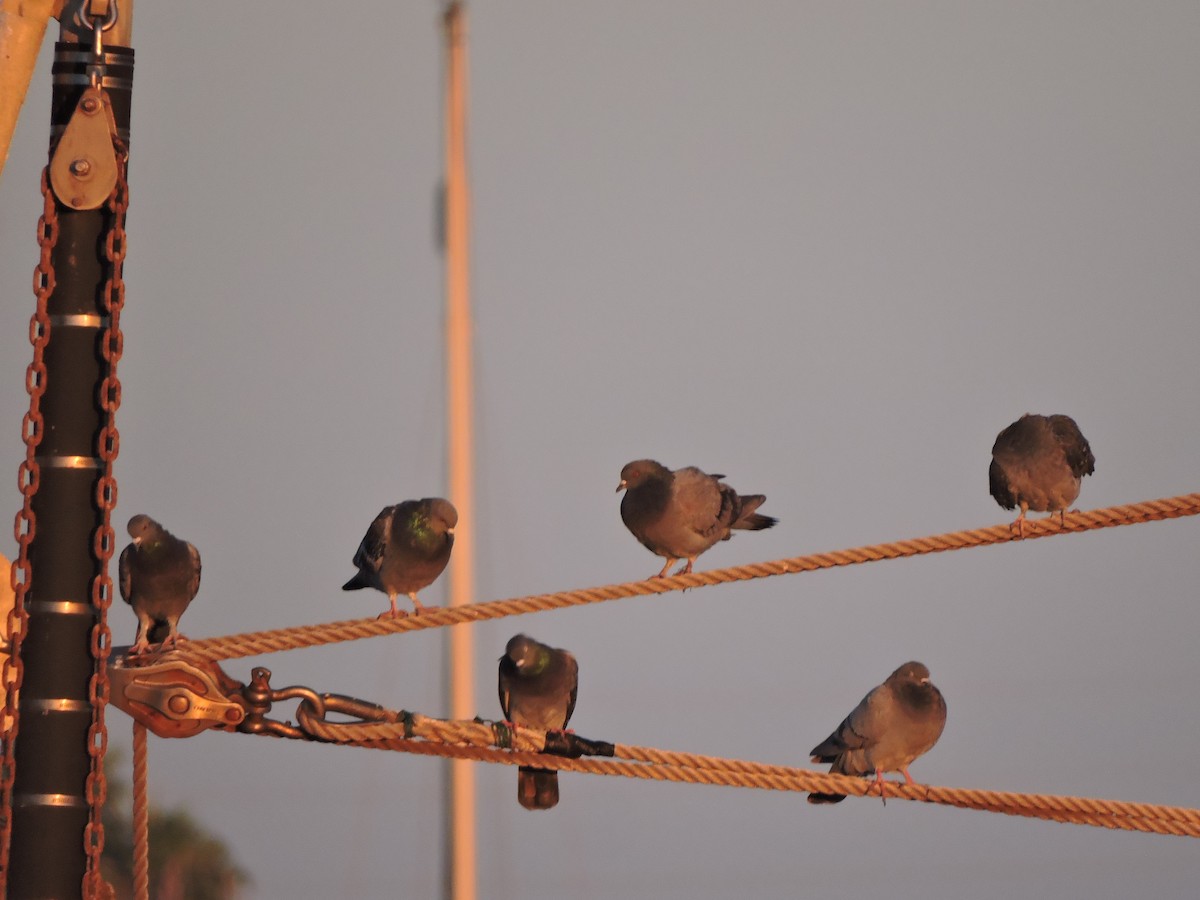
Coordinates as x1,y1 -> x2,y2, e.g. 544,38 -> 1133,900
617,459 -> 777,578
343,498 -> 457,618
808,661 -> 946,804
990,413 -> 1095,535
498,634 -> 579,811
118,514 -> 202,656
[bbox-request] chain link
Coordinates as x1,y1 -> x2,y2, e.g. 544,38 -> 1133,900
83,134 -> 128,899
0,168 -> 58,889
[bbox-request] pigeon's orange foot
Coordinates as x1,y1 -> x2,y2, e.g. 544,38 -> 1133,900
377,609 -> 409,620
870,771 -> 891,806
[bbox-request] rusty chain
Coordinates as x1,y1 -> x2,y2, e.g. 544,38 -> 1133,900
0,166 -> 58,887
83,132 -> 129,898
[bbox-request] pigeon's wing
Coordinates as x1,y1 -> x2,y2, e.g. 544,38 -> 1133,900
118,544 -> 134,605
498,657 -> 516,721
185,542 -> 201,599
811,684 -> 887,761
562,652 -> 580,727
351,507 -> 392,574
988,458 -> 1015,508
1049,415 -> 1095,478
671,468 -> 727,537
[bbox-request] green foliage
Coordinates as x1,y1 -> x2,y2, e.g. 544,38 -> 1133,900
102,755 -> 250,900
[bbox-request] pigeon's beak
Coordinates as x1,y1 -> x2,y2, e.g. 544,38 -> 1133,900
446,527 -> 456,535
615,480 -> 626,493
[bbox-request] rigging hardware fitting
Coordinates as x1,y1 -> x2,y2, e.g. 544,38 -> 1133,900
108,652 -> 247,738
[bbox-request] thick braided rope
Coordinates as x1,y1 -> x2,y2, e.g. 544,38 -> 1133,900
282,714 -> 1200,838
131,722 -> 150,900
184,492 -> 1200,663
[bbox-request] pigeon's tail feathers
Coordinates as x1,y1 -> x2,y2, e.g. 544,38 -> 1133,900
806,792 -> 847,805
736,512 -> 777,531
518,767 -> 559,811
732,495 -> 777,531
342,571 -> 371,591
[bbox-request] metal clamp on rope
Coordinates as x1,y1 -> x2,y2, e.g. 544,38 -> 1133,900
488,718 -> 615,759
108,651 -> 247,738
542,729 -> 616,760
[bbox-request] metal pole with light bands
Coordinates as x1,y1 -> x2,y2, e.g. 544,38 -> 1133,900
6,3 -> 132,895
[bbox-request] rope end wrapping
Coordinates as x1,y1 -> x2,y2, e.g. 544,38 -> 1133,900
544,730 -> 615,759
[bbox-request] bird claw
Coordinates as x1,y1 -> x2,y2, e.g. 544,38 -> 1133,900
869,771 -> 894,806
376,609 -> 409,620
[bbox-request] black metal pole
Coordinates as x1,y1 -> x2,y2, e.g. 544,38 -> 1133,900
7,21 -> 133,898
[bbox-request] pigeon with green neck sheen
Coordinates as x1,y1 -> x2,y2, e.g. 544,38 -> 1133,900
118,514 -> 202,656
808,661 -> 947,804
343,498 -> 457,618
498,634 -> 579,810
990,413 -> 1095,536
617,459 -> 777,578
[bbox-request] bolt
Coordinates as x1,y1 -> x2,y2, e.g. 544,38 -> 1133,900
69,158 -> 92,177
80,97 -> 100,114
168,694 -> 191,715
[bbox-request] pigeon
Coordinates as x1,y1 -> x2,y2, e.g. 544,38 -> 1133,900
498,634 -> 579,811
990,413 -> 1095,535
118,515 -> 202,656
808,661 -> 946,804
617,459 -> 777,578
343,498 -> 457,618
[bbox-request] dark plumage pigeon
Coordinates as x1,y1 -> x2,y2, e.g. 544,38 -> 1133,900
343,498 -> 457,618
808,661 -> 947,804
118,514 -> 202,656
617,459 -> 777,578
990,413 -> 1095,535
498,634 -> 579,811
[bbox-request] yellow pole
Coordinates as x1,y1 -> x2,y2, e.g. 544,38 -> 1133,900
442,4 -> 476,900
0,0 -> 61,180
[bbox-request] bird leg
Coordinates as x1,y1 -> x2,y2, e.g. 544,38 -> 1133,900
1009,504 -> 1028,538
408,592 -> 426,615
870,768 -> 889,806
129,614 -> 154,656
376,594 -> 409,620
673,558 -> 696,576
160,618 -> 183,651
901,765 -> 916,786
655,557 -> 678,578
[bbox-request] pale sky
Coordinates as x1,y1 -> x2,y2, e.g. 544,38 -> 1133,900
2,2 -> 1199,898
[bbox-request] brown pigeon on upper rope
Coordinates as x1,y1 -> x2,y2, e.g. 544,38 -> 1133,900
498,634 -> 579,811
343,498 -> 457,618
617,459 -> 777,578
118,514 -> 202,656
808,661 -> 947,804
990,413 -> 1095,536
